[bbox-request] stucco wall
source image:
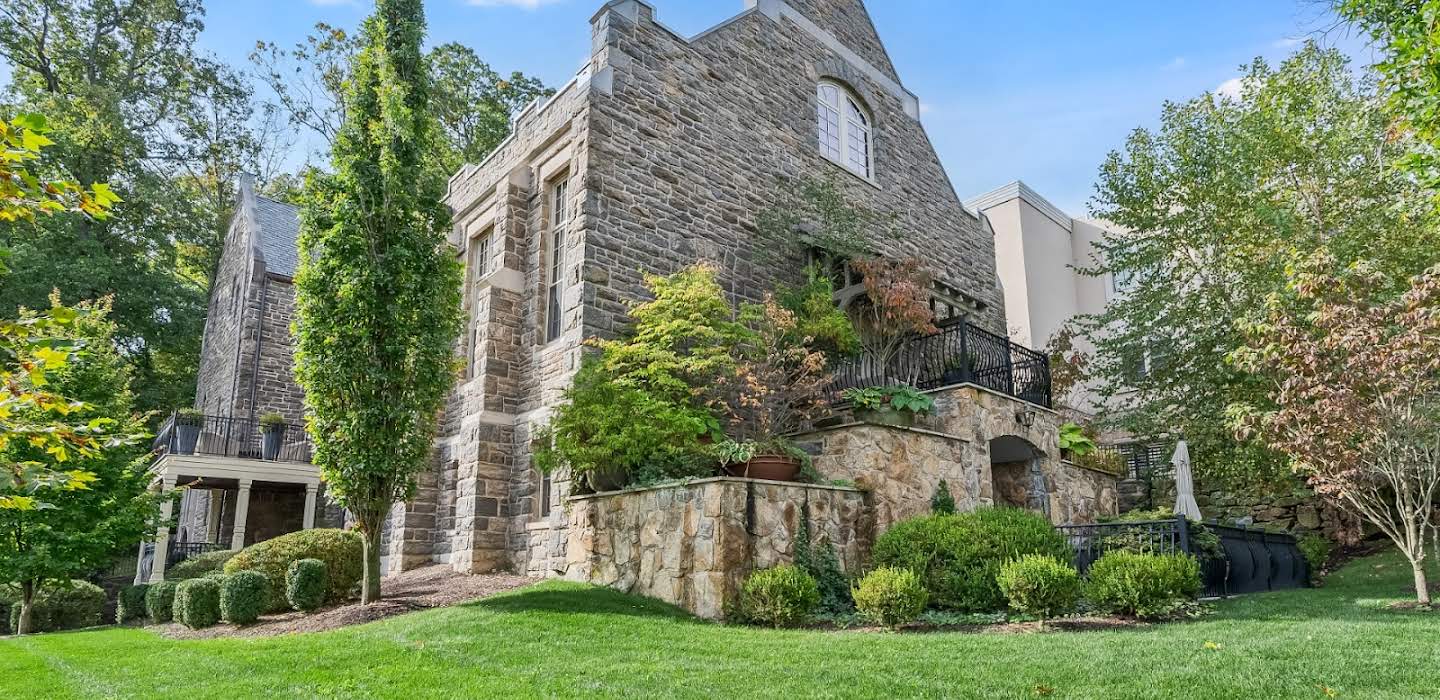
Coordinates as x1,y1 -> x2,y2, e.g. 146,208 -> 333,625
564,477 -> 871,619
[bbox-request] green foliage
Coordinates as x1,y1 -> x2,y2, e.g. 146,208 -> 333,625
294,0 -> 465,603
167,550 -> 238,581
754,176 -> 902,265
1299,534 -> 1333,579
852,566 -> 928,628
220,571 -> 269,625
6,580 -> 104,633
174,577 -> 221,629
931,480 -> 956,515
1337,0 -> 1440,186
996,555 -> 1081,620
871,509 -> 1072,612
145,580 -> 178,623
1057,423 -> 1097,456
737,565 -> 820,628
1085,551 -> 1202,619
792,513 -> 852,614
0,112 -> 118,223
842,385 -> 935,416
224,529 -> 363,612
1080,44 -> 1437,491
286,558 -> 328,613
259,412 -> 286,429
1097,509 -> 1226,564
775,265 -> 860,360
175,408 -> 206,426
116,584 -> 149,624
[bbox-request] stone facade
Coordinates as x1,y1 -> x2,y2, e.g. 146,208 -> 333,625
564,478 -> 870,619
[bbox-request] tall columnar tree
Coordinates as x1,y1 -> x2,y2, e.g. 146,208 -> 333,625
0,297 -> 161,634
293,0 -> 463,604
1079,44 -> 1437,490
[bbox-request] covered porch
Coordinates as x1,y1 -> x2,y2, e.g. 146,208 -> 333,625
136,454 -> 324,583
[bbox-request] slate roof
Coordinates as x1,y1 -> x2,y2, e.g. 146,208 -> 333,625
254,195 -> 301,278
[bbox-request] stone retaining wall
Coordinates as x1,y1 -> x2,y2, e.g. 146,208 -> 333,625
564,477 -> 871,619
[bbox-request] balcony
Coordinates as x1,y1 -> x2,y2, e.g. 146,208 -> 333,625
154,412 -> 313,463
830,319 -> 1053,408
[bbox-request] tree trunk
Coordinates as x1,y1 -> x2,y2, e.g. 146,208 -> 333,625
1413,560 -> 1431,606
361,520 -> 383,604
17,580 -> 35,635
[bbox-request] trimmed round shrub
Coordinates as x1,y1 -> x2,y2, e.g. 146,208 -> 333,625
852,566 -> 928,628
145,580 -> 179,623
996,555 -> 1081,620
224,528 -> 363,612
286,559 -> 328,613
220,571 -> 269,625
174,577 -> 222,629
116,583 -> 150,624
168,549 -> 238,580
6,580 -> 106,633
871,508 -> 1071,612
1085,551 -> 1202,619
737,564 -> 820,628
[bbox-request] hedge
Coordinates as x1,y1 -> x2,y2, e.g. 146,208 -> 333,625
116,584 -> 150,624
145,580 -> 179,623
220,571 -> 269,625
6,580 -> 106,633
168,549 -> 239,580
224,529 -> 363,612
286,559 -> 328,612
175,577 -> 222,629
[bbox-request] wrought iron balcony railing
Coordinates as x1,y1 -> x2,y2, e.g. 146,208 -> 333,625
153,412 -> 313,464
830,319 -> 1053,408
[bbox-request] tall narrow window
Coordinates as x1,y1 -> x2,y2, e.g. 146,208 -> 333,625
539,470 -> 553,517
466,230 -> 493,380
545,178 -> 569,342
817,81 -> 873,179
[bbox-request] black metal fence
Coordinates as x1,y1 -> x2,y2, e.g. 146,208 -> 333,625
154,412 -> 312,463
167,541 -> 226,568
1056,517 -> 1308,597
830,320 -> 1052,408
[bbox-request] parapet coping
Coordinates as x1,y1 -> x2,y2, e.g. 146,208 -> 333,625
568,475 -> 864,502
794,421 -> 970,444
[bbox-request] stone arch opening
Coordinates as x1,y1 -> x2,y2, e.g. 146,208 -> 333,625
988,435 -> 1051,518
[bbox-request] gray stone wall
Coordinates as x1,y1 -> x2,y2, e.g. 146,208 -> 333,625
194,204 -> 255,418
231,277 -> 305,426
565,477 -> 871,619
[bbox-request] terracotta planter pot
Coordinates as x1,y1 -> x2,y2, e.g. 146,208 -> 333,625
854,407 -> 915,428
724,455 -> 801,482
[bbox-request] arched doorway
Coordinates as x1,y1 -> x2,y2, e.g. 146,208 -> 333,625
988,435 -> 1051,518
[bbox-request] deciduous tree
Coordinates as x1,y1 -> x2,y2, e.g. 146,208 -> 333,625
293,0 -> 463,603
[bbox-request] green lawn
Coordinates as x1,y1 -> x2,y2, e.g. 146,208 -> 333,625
3,550 -> 1437,699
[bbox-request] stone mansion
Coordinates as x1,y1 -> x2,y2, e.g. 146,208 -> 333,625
144,0 -> 1118,612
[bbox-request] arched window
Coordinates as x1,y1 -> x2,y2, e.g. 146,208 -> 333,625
817,81 -> 873,179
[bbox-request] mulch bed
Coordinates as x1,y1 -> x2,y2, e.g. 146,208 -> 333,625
153,565 -> 534,639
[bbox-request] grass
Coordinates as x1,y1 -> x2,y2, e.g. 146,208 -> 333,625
2,550 -> 1437,699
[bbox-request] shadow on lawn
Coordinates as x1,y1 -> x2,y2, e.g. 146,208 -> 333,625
467,582 -> 699,622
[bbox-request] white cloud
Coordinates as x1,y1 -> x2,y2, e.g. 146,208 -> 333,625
466,0 -> 564,8
1215,77 -> 1247,100
1272,37 -> 1304,49
1161,57 -> 1187,71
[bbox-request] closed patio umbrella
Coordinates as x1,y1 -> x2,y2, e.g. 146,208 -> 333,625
1171,439 -> 1202,520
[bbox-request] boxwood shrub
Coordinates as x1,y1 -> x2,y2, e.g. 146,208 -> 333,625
168,549 -> 238,580
224,529 -> 363,611
286,558 -> 328,612
5,580 -> 106,633
174,577 -> 222,629
116,583 -> 150,624
871,508 -> 1071,612
736,564 -> 819,628
145,580 -> 179,623
996,555 -> 1081,620
852,566 -> 928,628
1085,551 -> 1202,619
220,571 -> 269,625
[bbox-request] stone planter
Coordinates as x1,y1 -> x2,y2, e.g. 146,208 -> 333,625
174,423 -> 201,455
586,466 -> 629,493
723,455 -> 801,482
854,408 -> 915,428
261,425 -> 287,461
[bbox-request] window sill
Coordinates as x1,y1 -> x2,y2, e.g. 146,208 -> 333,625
526,520 -> 554,532
819,153 -> 881,190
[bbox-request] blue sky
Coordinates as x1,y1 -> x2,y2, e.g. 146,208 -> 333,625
199,1 -> 1364,213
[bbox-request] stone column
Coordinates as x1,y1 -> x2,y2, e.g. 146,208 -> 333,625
231,479 -> 253,550
302,484 -> 318,529
132,538 -> 149,585
147,475 -> 177,583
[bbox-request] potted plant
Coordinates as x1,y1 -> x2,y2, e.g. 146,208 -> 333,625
173,408 -> 205,455
259,412 -> 287,461
842,385 -> 935,427
717,297 -> 835,482
1058,422 -> 1097,461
